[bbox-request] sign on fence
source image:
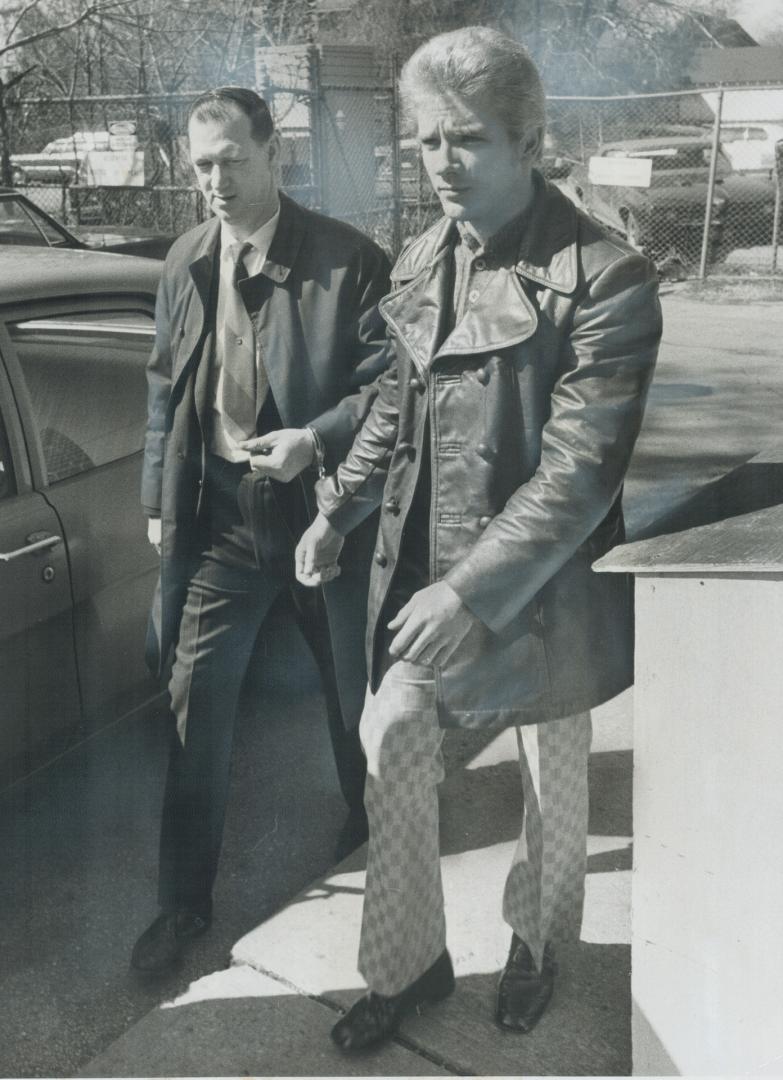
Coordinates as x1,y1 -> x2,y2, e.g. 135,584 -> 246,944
82,150 -> 145,186
588,155 -> 653,187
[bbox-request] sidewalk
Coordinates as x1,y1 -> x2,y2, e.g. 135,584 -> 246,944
80,690 -> 634,1077
77,289 -> 783,1078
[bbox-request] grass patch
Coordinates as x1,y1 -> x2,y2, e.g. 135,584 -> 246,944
671,276 -> 783,303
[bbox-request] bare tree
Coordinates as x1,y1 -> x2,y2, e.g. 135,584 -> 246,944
304,0 -> 756,94
0,0 -> 140,181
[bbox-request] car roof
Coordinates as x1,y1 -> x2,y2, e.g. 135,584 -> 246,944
600,136 -> 714,151
0,245 -> 161,307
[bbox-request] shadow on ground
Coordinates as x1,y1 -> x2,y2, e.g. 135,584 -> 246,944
79,939 -> 631,1078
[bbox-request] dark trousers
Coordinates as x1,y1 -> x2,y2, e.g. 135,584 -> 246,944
157,454 -> 366,916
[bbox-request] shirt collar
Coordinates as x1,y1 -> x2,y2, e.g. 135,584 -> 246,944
220,203 -> 281,272
456,204 -> 534,265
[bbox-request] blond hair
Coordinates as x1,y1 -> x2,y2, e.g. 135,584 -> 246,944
399,26 -> 546,144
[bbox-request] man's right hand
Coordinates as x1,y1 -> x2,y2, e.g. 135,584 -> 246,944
147,517 -> 162,555
295,512 -> 344,587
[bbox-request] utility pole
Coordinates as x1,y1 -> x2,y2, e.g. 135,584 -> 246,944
306,0 -> 319,43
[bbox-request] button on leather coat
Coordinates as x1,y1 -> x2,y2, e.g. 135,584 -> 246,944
317,178 -> 662,730
141,193 -> 391,728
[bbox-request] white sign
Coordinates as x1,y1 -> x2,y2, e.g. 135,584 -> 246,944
588,155 -> 653,188
108,119 -> 137,136
82,149 -> 145,186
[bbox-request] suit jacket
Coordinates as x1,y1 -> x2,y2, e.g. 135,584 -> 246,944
141,192 -> 391,728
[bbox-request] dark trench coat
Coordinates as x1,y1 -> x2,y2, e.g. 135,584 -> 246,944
317,176 -> 663,730
141,192 -> 391,728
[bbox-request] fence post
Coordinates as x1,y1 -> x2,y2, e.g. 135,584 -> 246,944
771,140 -> 782,275
389,52 -> 402,257
308,45 -> 324,212
699,89 -> 724,281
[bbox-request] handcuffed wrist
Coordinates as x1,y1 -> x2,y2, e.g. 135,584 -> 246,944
306,426 -> 326,479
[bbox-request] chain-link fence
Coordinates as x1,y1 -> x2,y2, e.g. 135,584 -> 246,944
7,91 -> 205,235
20,182 -> 205,235
7,92 -> 196,186
5,76 -> 782,277
259,71 -> 782,276
547,87 -> 783,280
255,45 -> 443,256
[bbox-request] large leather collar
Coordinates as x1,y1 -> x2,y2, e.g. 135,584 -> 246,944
390,174 -> 579,294
380,176 -> 578,373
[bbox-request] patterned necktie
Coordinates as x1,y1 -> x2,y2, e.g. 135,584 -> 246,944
219,241 -> 266,445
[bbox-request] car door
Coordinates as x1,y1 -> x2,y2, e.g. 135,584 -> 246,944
1,302 -> 160,747
0,344 -> 81,789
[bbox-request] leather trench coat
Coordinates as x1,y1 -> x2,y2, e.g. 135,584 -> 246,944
140,192 -> 391,729
317,177 -> 663,730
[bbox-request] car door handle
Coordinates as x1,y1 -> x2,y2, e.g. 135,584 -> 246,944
0,532 -> 62,562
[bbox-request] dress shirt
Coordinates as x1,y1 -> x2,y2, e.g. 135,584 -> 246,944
449,206 -> 533,332
210,205 -> 281,461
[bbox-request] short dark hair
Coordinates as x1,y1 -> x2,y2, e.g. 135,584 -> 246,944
187,86 -> 274,145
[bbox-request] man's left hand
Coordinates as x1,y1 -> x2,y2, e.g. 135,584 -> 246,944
240,429 -> 315,482
388,581 -> 479,668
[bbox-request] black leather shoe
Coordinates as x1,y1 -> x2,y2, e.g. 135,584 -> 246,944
130,910 -> 211,974
331,949 -> 455,1051
333,805 -> 369,862
496,936 -> 557,1033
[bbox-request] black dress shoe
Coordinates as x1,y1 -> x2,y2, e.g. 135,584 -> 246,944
333,805 -> 369,862
130,910 -> 212,974
331,949 -> 455,1051
496,936 -> 557,1033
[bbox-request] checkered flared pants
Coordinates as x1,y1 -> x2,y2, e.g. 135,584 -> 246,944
357,660 -> 592,996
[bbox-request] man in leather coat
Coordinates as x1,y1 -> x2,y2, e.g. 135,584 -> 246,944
296,27 -> 662,1048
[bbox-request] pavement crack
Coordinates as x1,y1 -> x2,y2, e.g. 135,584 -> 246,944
228,960 -> 472,1074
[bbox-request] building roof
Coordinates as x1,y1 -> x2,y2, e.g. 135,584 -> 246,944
690,13 -> 758,48
691,45 -> 783,85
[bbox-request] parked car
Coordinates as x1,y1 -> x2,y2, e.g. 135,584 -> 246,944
720,168 -> 779,254
0,189 -> 174,259
0,246 -> 162,788
719,123 -> 783,173
11,129 -> 117,186
557,135 -> 732,261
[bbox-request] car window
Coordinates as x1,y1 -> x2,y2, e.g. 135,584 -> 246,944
20,204 -> 70,245
651,147 -> 708,171
8,311 -> 154,484
721,127 -> 767,142
0,200 -> 49,246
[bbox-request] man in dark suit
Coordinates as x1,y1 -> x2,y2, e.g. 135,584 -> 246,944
132,86 -> 390,973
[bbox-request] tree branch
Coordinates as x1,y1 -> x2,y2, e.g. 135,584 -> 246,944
0,0 -> 137,60
5,63 -> 39,93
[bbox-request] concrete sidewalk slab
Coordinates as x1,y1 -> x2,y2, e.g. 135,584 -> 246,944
79,965 -> 449,1077
228,692 -> 634,1076
79,690 -> 633,1077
